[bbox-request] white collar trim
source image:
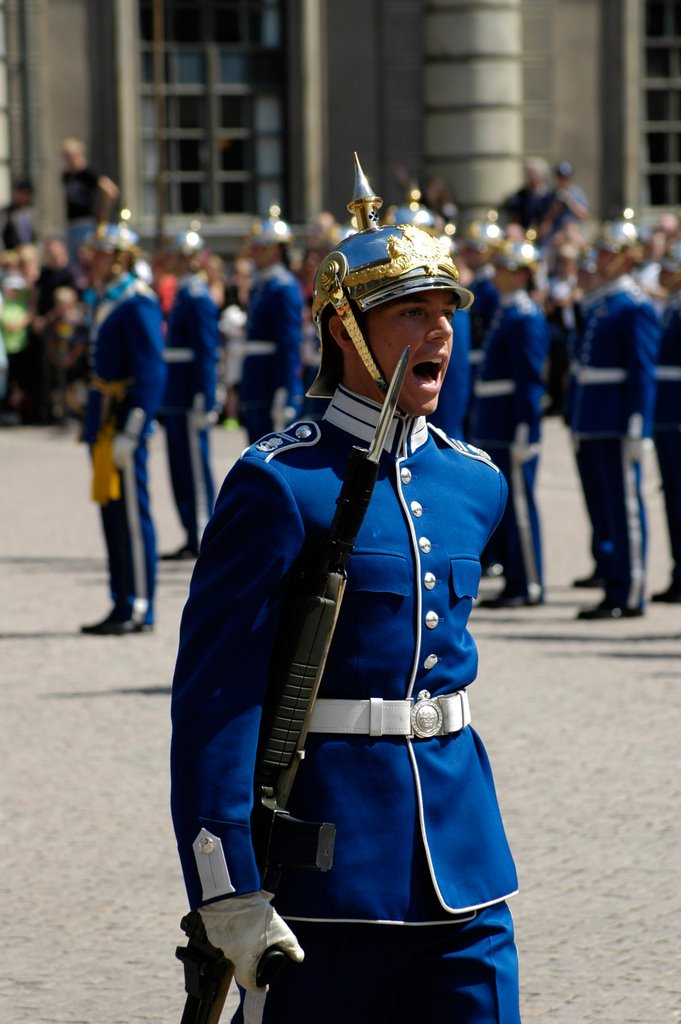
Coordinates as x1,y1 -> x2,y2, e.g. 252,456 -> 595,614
323,386 -> 429,457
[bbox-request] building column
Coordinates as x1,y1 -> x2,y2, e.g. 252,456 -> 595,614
424,0 -> 523,223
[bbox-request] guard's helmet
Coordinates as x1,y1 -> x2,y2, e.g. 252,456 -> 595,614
172,221 -> 205,255
308,154 -> 473,398
461,212 -> 502,253
595,209 -> 639,253
493,234 -> 541,273
249,204 -> 294,246
85,211 -> 140,254
385,187 -> 440,235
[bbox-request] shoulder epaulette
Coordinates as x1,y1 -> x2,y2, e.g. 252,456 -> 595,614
242,421 -> 321,463
429,425 -> 500,472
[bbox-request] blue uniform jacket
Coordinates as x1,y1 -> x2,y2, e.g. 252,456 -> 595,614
170,387 -> 518,922
240,263 -> 303,405
83,274 -> 166,444
162,273 -> 220,412
654,291 -> 681,429
471,291 -> 549,446
570,276 -> 661,438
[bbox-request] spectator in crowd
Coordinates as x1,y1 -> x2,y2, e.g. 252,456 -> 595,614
538,161 -> 590,245
502,157 -> 553,232
544,242 -> 581,414
60,136 -> 120,275
0,272 -> 33,423
1,179 -> 38,250
43,285 -> 89,423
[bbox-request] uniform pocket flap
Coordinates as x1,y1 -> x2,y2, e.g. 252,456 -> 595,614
450,557 -> 481,599
347,550 -> 411,595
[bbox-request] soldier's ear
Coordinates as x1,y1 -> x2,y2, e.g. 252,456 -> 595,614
327,312 -> 353,351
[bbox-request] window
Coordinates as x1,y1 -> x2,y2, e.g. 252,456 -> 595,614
642,1 -> 681,205
138,0 -> 286,218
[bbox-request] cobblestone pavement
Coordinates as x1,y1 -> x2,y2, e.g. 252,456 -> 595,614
1,417 -> 679,1023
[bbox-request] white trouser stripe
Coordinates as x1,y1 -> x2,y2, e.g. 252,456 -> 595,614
510,455 -> 540,596
121,455 -> 149,619
187,415 -> 210,538
622,441 -> 645,608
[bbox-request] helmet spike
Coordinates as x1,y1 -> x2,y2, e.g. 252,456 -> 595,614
347,152 -> 383,232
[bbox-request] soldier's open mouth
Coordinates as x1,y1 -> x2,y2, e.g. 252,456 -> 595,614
413,361 -> 441,383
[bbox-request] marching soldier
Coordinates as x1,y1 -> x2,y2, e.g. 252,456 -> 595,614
170,156 -> 521,1023
160,226 -> 221,561
570,214 -> 661,619
651,243 -> 681,603
471,235 -> 550,607
239,206 -> 304,442
80,218 -> 166,634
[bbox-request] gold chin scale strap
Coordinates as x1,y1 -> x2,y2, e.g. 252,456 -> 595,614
316,252 -> 388,393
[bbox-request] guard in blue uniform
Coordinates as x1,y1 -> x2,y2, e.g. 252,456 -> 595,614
240,206 -> 303,442
651,243 -> 681,602
160,226 -> 220,560
565,251 -> 608,590
170,157 -> 521,1024
570,215 -> 661,619
459,215 -> 501,385
80,219 -> 166,634
471,235 -> 550,607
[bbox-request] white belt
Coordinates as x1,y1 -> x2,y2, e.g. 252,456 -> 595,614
655,366 -> 681,381
576,366 -> 627,384
243,341 -> 277,356
163,348 -> 195,363
308,690 -> 471,740
474,379 -> 515,397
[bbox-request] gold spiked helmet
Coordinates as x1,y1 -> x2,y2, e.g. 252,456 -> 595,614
309,154 -> 473,398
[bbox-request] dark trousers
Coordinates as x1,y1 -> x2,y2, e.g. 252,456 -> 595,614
654,428 -> 681,587
575,438 -> 647,608
233,901 -> 521,1024
98,443 -> 156,624
164,413 -> 215,550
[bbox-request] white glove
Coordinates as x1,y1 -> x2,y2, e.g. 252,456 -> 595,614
270,387 -> 295,433
190,394 -> 218,431
625,412 -> 651,463
199,891 -> 304,993
112,407 -> 145,468
112,431 -> 137,467
510,422 -> 540,464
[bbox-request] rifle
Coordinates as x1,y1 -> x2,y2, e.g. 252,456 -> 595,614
176,348 -> 410,1021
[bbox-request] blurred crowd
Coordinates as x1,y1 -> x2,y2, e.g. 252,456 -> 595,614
1,147 -> 679,624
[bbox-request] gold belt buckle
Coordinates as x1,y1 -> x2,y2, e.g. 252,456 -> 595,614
411,690 -> 443,739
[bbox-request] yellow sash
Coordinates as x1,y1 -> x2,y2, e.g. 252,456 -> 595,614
91,420 -> 121,505
89,376 -> 133,505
